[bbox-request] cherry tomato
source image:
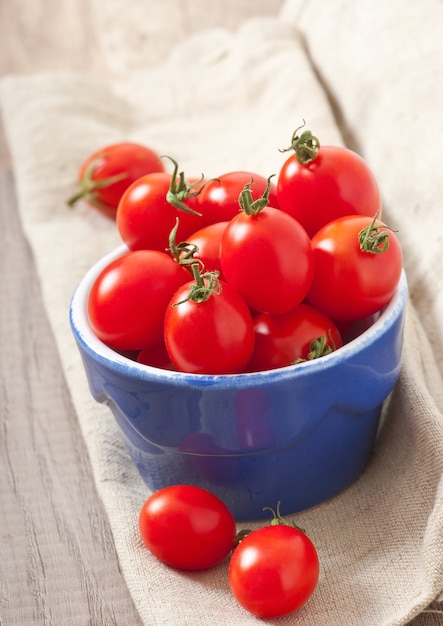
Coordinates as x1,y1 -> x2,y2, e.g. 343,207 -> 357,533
307,214 -> 403,321
198,171 -> 279,226
229,507 -> 320,618
164,267 -> 254,374
220,180 -> 314,315
139,485 -> 236,571
87,250 -> 188,351
136,341 -> 176,370
186,221 -> 228,279
277,127 -> 381,237
246,303 -> 343,372
68,142 -> 164,219
116,160 -> 205,251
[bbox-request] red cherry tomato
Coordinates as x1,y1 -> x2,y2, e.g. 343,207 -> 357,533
246,303 -> 343,372
277,128 -> 381,237
220,180 -> 313,314
164,269 -> 254,374
136,341 -> 176,370
139,485 -> 236,571
229,507 -> 320,618
307,214 -> 403,321
116,160 -> 205,251
186,221 -> 228,279
87,250 -> 188,351
68,142 -> 164,218
198,171 -> 279,226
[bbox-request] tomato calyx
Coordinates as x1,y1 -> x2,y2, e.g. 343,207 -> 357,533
238,175 -> 275,215
234,501 -> 305,548
67,157 -> 129,209
174,262 -> 222,305
295,330 -> 337,364
279,120 -> 320,165
161,156 -> 203,216
233,528 -> 252,547
168,218 -> 200,268
263,501 -> 305,532
358,213 -> 395,254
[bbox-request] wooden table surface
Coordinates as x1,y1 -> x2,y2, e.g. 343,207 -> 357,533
0,1 -> 442,624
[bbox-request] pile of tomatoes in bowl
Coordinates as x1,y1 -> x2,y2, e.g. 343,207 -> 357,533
69,126 -> 407,619
70,124 -> 403,376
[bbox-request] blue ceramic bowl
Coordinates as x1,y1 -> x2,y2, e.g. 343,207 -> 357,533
70,244 -> 407,520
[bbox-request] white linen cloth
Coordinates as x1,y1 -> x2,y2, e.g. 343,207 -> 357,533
2,1 -> 443,624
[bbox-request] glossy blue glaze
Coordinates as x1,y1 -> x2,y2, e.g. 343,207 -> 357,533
70,245 -> 408,520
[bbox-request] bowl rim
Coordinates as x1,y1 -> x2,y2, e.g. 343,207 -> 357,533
70,244 -> 408,388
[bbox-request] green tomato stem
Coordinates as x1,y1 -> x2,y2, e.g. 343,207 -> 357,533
173,262 -> 221,306
238,174 -> 275,215
279,120 -> 320,165
67,158 -> 128,208
263,501 -> 306,533
161,155 -> 203,216
295,331 -> 337,364
358,213 -> 395,254
167,218 -> 200,270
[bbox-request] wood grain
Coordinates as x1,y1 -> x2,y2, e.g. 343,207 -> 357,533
0,167 -> 145,625
0,0 -> 442,624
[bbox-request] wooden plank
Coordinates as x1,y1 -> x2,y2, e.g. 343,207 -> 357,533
0,167 -> 144,625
